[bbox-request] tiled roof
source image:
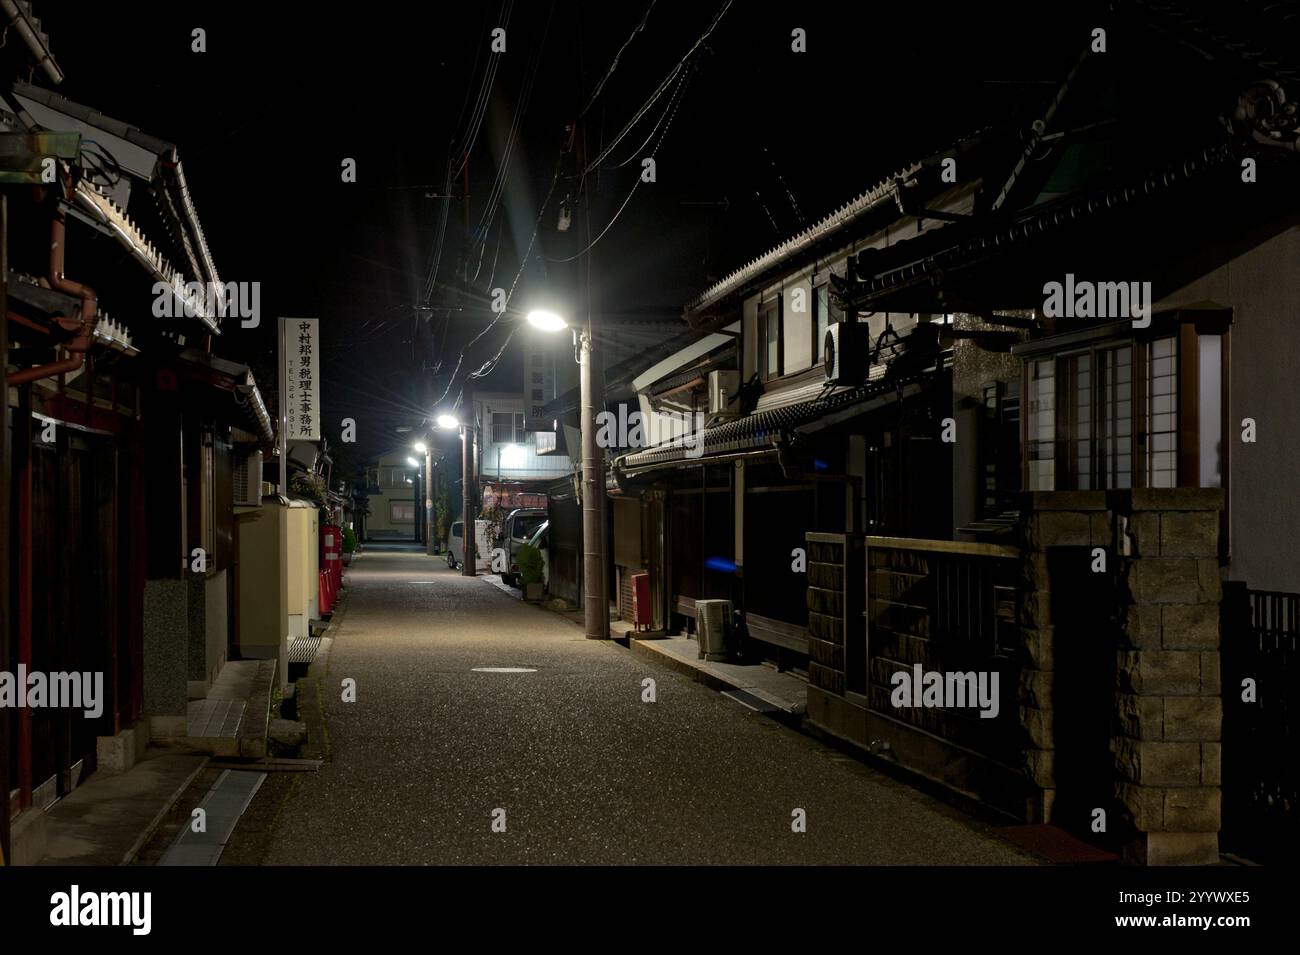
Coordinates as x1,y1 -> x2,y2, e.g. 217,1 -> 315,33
74,179 -> 221,331
682,161 -> 922,318
615,369 -> 932,470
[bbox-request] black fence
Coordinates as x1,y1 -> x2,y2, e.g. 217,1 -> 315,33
1221,582 -> 1300,864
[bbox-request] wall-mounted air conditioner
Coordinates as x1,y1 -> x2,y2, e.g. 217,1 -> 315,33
233,449 -> 263,506
707,370 -> 741,420
823,321 -> 873,385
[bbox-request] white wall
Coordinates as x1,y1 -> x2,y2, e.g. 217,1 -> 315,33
1157,226 -> 1300,592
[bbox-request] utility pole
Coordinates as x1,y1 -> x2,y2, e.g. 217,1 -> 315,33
424,446 -> 434,556
576,119 -> 608,640
278,319 -> 287,495
461,383 -> 477,576
1,194 -> 11,864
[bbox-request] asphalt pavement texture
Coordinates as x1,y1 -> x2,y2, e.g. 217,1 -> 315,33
252,544 -> 1039,865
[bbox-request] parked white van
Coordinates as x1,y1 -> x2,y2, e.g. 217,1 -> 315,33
446,519 -> 493,571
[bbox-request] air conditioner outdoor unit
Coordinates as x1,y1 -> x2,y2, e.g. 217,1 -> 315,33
696,599 -> 732,662
233,449 -> 263,507
707,369 -> 741,419
823,321 -> 873,385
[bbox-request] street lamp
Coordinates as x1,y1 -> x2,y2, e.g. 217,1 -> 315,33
525,309 -> 567,332
525,304 -> 607,639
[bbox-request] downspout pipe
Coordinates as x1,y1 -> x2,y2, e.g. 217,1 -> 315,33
9,185 -> 97,385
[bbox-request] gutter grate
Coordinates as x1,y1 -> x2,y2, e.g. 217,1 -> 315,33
287,636 -> 322,664
158,770 -> 266,866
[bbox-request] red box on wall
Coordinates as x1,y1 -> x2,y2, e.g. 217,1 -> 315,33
632,572 -> 652,631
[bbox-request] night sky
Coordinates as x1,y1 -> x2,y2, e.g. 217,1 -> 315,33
37,0 -> 1101,470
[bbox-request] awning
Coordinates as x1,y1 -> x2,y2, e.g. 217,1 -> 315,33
176,348 -> 275,447
615,368 -> 936,471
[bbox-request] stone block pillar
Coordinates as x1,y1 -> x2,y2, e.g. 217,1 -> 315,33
1112,488 -> 1224,865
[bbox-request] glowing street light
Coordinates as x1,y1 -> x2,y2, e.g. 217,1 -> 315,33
525,309 -> 566,332
413,441 -> 427,453
406,456 -> 420,468
436,413 -> 460,431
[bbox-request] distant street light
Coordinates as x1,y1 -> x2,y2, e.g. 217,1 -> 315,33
406,456 -> 419,468
413,441 -> 427,453
436,413 -> 460,430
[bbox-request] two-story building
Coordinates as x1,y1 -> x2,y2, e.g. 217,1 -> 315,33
611,5 -> 1300,867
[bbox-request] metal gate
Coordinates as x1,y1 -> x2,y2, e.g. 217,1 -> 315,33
1221,582 -> 1300,863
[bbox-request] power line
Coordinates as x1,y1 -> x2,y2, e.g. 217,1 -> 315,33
580,0 -> 657,117
421,0 -> 514,306
580,0 -> 732,178
544,54 -> 694,263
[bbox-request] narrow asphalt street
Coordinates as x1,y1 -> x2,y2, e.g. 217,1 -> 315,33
246,544 -> 1038,865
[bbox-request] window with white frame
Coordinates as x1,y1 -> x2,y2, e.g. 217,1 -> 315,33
491,412 -> 524,444
1021,329 -> 1216,493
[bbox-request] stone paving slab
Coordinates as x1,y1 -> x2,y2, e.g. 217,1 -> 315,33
37,753 -> 208,866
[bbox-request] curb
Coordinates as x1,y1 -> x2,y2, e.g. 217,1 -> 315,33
121,756 -> 210,866
627,638 -> 806,717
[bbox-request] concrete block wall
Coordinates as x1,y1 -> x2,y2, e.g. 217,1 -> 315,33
1113,488 -> 1224,865
1016,488 -> 1224,864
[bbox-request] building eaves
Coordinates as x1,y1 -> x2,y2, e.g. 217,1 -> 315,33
838,141 -> 1241,310
615,367 -> 934,471
73,179 -> 221,332
177,348 -> 274,446
3,3 -> 63,85
682,162 -> 921,320
14,83 -> 221,289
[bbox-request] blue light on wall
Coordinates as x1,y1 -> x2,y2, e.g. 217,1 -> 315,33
705,556 -> 737,573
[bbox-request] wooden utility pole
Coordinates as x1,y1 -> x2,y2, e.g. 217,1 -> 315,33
1,194 -> 10,864
576,120 -> 608,639
461,381 -> 477,576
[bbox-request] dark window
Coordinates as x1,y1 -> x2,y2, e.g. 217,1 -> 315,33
758,299 -> 782,380
813,283 -> 844,367
979,381 -> 1021,517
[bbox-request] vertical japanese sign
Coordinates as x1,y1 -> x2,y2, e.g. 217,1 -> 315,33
281,317 -> 319,441
523,343 -> 555,432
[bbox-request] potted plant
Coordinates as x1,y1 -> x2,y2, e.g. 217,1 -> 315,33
341,526 -> 359,565
517,543 -> 545,602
